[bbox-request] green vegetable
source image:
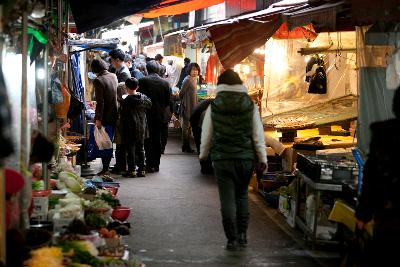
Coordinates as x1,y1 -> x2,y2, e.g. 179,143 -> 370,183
98,193 -> 120,208
32,180 -> 44,190
85,213 -> 107,228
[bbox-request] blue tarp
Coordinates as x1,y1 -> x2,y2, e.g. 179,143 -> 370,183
69,53 -> 85,134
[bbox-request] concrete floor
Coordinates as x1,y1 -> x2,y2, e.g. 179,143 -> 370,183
108,135 -> 341,267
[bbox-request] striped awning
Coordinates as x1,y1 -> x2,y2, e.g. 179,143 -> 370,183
207,0 -> 308,69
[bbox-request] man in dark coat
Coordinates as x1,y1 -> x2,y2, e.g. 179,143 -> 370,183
138,60 -> 170,172
109,48 -> 131,174
91,59 -> 118,175
109,49 -> 131,83
176,57 -> 190,89
355,86 -> 400,266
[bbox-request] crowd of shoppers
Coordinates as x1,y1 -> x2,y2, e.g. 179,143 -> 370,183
92,49 -> 207,176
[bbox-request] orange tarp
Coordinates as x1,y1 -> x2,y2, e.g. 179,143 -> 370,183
142,0 -> 224,18
273,23 -> 317,40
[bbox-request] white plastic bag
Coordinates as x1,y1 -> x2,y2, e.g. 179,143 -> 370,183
94,126 -> 112,150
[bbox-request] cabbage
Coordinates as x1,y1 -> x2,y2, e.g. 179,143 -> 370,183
56,180 -> 67,190
58,171 -> 82,183
63,176 -> 82,193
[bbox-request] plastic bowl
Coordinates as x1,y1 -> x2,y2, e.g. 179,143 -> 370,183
111,207 -> 131,221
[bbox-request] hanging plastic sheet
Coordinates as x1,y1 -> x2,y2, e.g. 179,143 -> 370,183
356,26 -> 396,154
0,66 -> 14,159
69,53 -> 85,134
262,37 -> 358,118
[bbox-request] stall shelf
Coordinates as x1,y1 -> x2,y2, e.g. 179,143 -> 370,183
295,170 -> 342,248
263,94 -> 358,129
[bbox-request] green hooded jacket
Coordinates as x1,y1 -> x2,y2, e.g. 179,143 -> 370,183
210,91 -> 255,161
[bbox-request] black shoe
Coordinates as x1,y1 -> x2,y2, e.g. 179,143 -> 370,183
225,240 -> 238,251
182,146 -> 194,153
137,170 -> 146,177
122,171 -> 137,178
153,166 -> 159,172
145,166 -> 155,173
238,233 -> 247,247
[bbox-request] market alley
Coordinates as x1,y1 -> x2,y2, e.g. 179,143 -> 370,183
115,135 -> 341,267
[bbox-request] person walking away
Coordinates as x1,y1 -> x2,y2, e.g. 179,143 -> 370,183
179,62 -> 200,153
190,99 -> 213,174
138,60 -> 170,173
120,78 -> 152,178
199,69 -> 267,251
109,48 -> 131,175
155,54 -> 166,78
355,86 -> 400,266
177,57 -> 190,89
91,58 -> 118,175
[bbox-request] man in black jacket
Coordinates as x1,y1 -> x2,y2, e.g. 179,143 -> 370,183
91,59 -> 118,175
138,60 -> 170,172
109,49 -> 131,174
177,57 -> 190,89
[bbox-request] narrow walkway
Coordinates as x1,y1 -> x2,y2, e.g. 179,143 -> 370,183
115,136 -> 341,267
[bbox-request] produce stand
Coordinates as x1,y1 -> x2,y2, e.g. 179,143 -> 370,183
26,158 -> 144,266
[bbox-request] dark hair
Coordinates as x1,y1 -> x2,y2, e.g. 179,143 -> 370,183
393,86 -> 400,118
125,77 -> 139,90
187,62 -> 200,74
217,69 -> 243,85
109,49 -> 126,61
91,58 -> 108,73
124,54 -> 132,63
146,60 -> 159,74
30,131 -> 55,163
155,54 -> 163,61
184,57 -> 190,64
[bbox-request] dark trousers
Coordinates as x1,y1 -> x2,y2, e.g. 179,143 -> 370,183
161,122 -> 169,153
192,125 -> 201,153
114,144 -> 127,171
126,142 -> 145,172
101,156 -> 112,171
145,121 -> 162,169
213,160 -> 254,241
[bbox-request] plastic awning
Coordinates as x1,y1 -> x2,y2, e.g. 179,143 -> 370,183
142,0 -> 224,18
207,0 -> 308,68
69,0 -> 191,33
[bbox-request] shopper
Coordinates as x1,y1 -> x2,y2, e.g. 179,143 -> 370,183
177,57 -> 190,89
155,54 -> 166,78
199,69 -> 267,251
120,78 -> 152,178
179,62 -> 200,153
91,58 -> 118,175
109,49 -> 131,174
138,60 -> 170,173
355,86 -> 400,266
125,54 -> 144,80
109,49 -> 131,83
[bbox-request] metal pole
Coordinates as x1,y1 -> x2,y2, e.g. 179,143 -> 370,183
42,0 -> 50,190
20,8 -> 31,229
0,35 -> 6,267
